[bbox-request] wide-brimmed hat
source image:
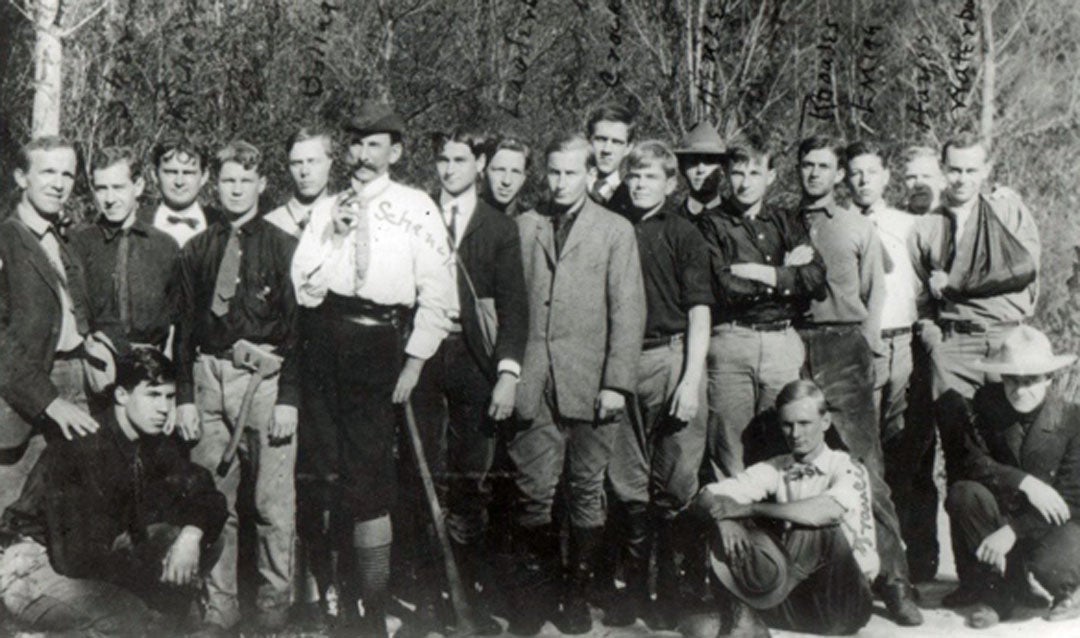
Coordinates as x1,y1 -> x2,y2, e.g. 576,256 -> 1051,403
675,121 -> 726,157
973,325 -> 1077,376
346,102 -> 405,137
709,527 -> 797,609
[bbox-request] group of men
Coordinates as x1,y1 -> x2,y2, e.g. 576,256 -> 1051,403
0,96 -> 1078,638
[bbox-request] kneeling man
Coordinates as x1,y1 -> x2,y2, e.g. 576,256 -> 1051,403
0,348 -> 227,635
946,325 -> 1080,628
694,380 -> 877,636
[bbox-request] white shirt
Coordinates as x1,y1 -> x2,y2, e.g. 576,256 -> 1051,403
859,201 -> 920,330
266,194 -> 330,239
947,195 -> 979,249
587,168 -> 621,200
291,174 -> 458,360
153,202 -> 206,247
703,447 -> 879,580
16,203 -> 82,352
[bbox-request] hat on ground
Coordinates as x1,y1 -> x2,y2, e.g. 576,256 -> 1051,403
675,121 -> 726,157
972,325 -> 1077,376
346,102 -> 405,138
709,526 -> 797,609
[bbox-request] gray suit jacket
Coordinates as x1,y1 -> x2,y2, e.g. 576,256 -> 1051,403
515,198 -> 646,422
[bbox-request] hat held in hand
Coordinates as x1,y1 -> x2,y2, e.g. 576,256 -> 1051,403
973,325 -> 1077,376
709,527 -> 798,609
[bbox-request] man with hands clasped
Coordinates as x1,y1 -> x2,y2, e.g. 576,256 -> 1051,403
945,326 -> 1080,629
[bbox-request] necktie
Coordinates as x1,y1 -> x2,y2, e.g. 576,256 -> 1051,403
591,179 -> 614,203
447,204 -> 459,248
116,230 -> 131,334
339,193 -> 371,292
783,462 -> 825,482
211,227 -> 242,317
553,213 -> 573,258
166,214 -> 199,229
54,229 -> 90,335
287,201 -> 311,233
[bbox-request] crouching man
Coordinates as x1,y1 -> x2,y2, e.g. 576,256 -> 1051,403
693,380 -> 877,637
0,348 -> 227,635
945,326 -> 1080,629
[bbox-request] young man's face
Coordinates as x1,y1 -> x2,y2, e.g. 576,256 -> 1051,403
117,380 -> 176,437
679,155 -> 724,199
943,144 -> 988,207
15,147 -> 77,217
589,120 -> 631,177
846,153 -> 889,209
486,149 -> 527,206
156,151 -> 208,211
347,133 -> 401,185
93,161 -> 145,226
287,138 -> 332,201
626,159 -> 675,211
217,161 -> 265,218
799,148 -> 844,200
728,156 -> 775,208
546,148 -> 590,207
1003,373 -> 1052,414
436,140 -> 485,198
778,396 -> 829,460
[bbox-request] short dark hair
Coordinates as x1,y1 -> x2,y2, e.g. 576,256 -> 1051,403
842,140 -> 887,172
286,126 -> 335,157
91,145 -> 143,182
115,347 -> 176,392
797,135 -> 842,164
431,128 -> 490,162
213,140 -> 263,175
488,134 -> 532,169
941,130 -> 988,164
725,133 -> 781,169
775,379 -> 828,416
152,134 -> 208,172
586,103 -> 637,141
17,136 -> 77,173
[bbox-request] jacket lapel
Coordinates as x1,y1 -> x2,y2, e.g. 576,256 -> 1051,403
11,220 -> 63,303
459,199 -> 489,247
534,211 -> 557,265
559,199 -> 597,260
1019,396 -> 1062,470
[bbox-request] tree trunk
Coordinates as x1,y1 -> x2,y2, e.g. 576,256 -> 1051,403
32,0 -> 63,137
980,0 -> 995,145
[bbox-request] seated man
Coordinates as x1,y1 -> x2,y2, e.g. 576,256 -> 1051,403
0,348 -> 227,635
694,380 -> 877,637
945,325 -> 1080,628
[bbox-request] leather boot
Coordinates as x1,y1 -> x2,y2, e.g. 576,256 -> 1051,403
603,504 -> 651,627
645,515 -> 680,631
451,538 -> 502,635
554,525 -> 602,634
506,523 -> 559,636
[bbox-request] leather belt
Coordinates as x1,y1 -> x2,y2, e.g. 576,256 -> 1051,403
323,293 -> 407,327
54,343 -> 87,361
940,319 -> 1021,335
717,319 -> 792,333
881,326 -> 913,338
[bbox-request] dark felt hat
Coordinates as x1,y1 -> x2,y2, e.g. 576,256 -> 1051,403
346,102 -> 406,137
675,121 -> 727,156
709,527 -> 798,609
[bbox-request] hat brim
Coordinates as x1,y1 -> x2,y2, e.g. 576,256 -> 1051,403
674,146 -> 727,157
708,532 -> 795,610
971,353 -> 1077,376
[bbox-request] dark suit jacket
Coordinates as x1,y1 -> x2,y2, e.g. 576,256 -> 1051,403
456,198 -> 528,380
516,198 -> 646,422
589,180 -> 636,221
0,215 -> 91,455
959,385 -> 1080,536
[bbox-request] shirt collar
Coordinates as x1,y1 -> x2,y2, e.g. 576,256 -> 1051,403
99,215 -> 149,241
787,445 -> 834,471
350,173 -> 393,202
802,199 -> 841,218
588,168 -> 621,191
16,201 -> 55,238
946,194 -> 979,220
856,199 -> 887,217
157,201 -> 203,218
639,200 -> 674,223
439,187 -> 477,216
721,199 -> 777,226
686,194 -> 722,216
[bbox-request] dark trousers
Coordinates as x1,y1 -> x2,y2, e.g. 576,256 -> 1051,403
799,324 -> 910,583
946,480 -> 1080,608
713,525 -> 873,636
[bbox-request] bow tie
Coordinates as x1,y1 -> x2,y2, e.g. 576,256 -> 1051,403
165,214 -> 199,229
783,462 -> 825,483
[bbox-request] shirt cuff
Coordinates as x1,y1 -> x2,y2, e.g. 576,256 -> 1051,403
497,359 -> 521,377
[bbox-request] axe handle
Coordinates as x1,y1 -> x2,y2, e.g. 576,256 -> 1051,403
403,401 -> 478,636
216,372 -> 261,477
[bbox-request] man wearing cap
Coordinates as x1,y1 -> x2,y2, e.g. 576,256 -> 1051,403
291,102 -> 456,637
694,379 -> 876,636
945,325 -> 1080,628
674,120 -> 726,236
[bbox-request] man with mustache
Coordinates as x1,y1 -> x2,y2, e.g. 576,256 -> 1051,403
1,137 -> 97,499
71,146 -> 178,364
291,103 -> 456,637
173,141 -> 300,634
0,348 -> 227,634
796,136 -> 922,627
946,326 -> 1080,628
141,136 -> 221,248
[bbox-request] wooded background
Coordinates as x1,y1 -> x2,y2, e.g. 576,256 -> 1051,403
2,0 -> 1079,349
